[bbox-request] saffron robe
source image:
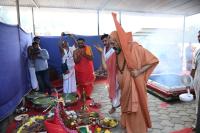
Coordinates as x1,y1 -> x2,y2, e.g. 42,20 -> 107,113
74,45 -> 95,97
112,13 -> 159,133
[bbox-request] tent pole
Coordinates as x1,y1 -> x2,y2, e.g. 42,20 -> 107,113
97,10 -> 100,35
119,11 -> 121,25
98,0 -> 111,10
32,0 -> 39,8
16,0 -> 21,26
32,7 -> 36,35
182,16 -> 186,71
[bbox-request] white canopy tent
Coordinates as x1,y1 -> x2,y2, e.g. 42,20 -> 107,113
0,0 -> 200,36
0,0 -> 199,72
1,0 -> 200,15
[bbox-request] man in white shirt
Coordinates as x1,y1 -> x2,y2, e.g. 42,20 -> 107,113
32,37 -> 53,95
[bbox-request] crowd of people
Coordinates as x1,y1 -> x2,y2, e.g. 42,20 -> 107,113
26,13 -> 200,133
26,13 -> 161,133
26,12 -> 200,132
27,13 -> 160,133
28,34 -> 96,100
25,15 -> 200,133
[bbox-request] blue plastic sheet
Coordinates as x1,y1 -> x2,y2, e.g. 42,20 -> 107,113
0,22 -> 103,120
39,35 -> 103,75
0,22 -> 32,120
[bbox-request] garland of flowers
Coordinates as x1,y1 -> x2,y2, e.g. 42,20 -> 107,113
54,104 -> 78,133
17,115 -> 45,133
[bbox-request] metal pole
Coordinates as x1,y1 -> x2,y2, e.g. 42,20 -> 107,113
97,10 -> 100,35
182,16 -> 186,71
32,0 -> 39,8
16,0 -> 21,26
32,7 -> 36,35
119,11 -> 121,25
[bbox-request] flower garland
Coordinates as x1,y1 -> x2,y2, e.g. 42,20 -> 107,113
17,115 -> 45,133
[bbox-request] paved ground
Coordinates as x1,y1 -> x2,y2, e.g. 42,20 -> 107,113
92,82 -> 196,133
0,81 -> 196,133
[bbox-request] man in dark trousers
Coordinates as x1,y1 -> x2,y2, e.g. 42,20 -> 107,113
32,37 -> 53,95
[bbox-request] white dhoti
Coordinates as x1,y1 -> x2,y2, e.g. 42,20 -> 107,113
103,47 -> 121,108
29,67 -> 38,89
62,48 -> 77,94
63,69 -> 77,93
111,81 -> 121,108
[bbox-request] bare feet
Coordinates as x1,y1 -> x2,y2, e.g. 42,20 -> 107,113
109,107 -> 116,114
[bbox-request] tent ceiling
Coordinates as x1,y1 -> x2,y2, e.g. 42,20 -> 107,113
0,0 -> 200,16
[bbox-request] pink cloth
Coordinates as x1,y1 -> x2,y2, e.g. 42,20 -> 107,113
105,49 -> 117,99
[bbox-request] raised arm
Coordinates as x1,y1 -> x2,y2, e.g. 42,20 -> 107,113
83,46 -> 93,60
68,34 -> 78,48
59,32 -> 65,56
39,49 -> 49,60
94,45 -> 107,70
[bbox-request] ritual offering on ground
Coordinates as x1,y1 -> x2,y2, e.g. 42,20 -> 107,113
62,92 -> 79,106
25,92 -> 46,101
99,117 -> 118,129
32,96 -> 56,109
17,115 -> 46,133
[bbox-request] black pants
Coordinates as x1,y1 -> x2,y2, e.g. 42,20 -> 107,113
36,69 -> 52,95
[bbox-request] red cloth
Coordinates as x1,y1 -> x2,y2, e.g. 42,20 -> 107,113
77,83 -> 94,97
6,123 -> 16,133
171,128 -> 193,133
6,99 -> 100,133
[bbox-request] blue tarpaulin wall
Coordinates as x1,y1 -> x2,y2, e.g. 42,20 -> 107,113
0,22 -> 103,120
39,35 -> 103,75
0,22 -> 32,120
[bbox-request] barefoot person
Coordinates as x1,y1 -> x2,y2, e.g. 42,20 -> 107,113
59,40 -> 77,94
96,34 -> 120,114
111,13 -> 159,133
73,38 -> 95,99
